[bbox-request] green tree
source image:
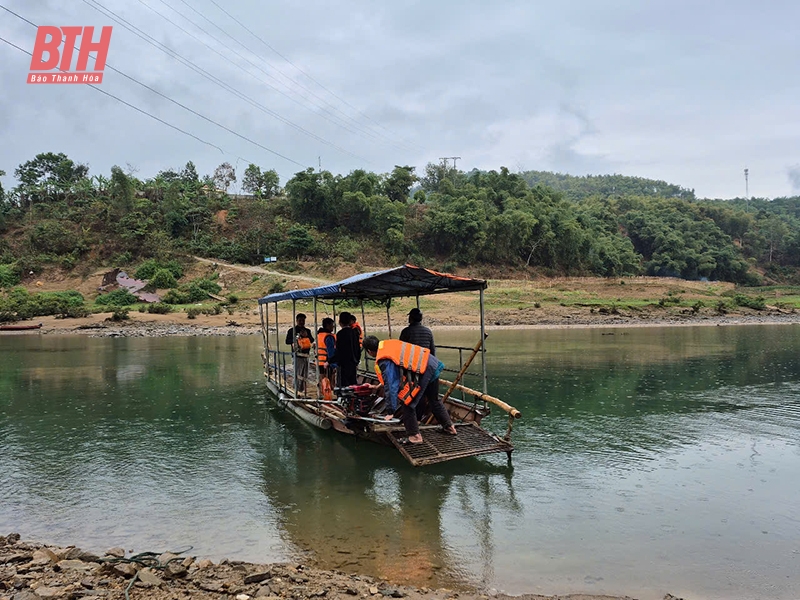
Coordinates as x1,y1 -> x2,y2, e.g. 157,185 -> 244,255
14,152 -> 89,206
212,162 -> 236,193
383,166 -> 417,203
242,164 -> 280,199
281,224 -> 315,259
109,166 -> 135,216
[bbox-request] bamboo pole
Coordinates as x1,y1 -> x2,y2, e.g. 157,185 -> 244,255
440,334 -> 487,404
438,378 -> 522,419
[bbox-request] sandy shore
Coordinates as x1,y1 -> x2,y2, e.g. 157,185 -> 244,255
0,535 -> 677,600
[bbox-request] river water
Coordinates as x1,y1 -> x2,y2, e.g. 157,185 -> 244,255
1,325 -> 798,600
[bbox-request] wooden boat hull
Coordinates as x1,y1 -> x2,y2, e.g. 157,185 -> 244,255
0,323 -> 43,331
263,373 -> 512,466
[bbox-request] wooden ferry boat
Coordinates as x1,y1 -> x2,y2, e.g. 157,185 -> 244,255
257,265 -> 521,466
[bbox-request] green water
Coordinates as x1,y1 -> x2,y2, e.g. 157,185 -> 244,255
1,326 -> 799,600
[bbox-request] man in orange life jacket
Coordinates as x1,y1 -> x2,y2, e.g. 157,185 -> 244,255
285,313 -> 313,394
362,336 -> 457,444
316,317 -> 336,381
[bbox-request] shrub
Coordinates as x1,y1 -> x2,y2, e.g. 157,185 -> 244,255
134,259 -> 184,281
109,308 -> 130,321
733,293 -> 765,310
149,268 -> 177,289
691,300 -> 705,314
277,260 -> 300,273
0,264 -> 19,287
146,303 -> 172,314
186,307 -> 201,319
95,289 -> 139,306
161,289 -> 190,304
0,288 -> 88,321
227,293 -> 239,304
333,237 -> 359,262
268,280 -> 285,294
111,251 -> 132,267
161,277 -> 221,304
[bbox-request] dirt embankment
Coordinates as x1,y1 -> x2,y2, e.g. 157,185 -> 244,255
6,259 -> 800,337
0,535 -> 676,600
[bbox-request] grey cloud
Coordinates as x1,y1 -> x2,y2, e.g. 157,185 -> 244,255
2,0 -> 800,197
789,166 -> 800,193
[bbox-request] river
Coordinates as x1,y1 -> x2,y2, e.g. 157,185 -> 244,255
1,325 -> 798,600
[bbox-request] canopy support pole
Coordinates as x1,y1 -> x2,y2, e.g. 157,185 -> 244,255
292,300 -> 298,398
386,298 -> 393,338
313,297 -> 320,393
275,302 -> 282,390
480,288 -> 487,395
261,303 -> 270,375
360,298 -> 367,370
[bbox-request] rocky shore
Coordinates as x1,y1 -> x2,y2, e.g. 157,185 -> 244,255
15,310 -> 800,338
1,535 -> 685,600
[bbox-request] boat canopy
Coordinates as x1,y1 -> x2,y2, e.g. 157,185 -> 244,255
258,264 -> 486,304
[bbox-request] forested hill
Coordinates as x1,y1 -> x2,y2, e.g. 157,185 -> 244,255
519,171 -> 696,201
1,153 -> 799,289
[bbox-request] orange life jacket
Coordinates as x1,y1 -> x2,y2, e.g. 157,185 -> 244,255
353,320 -> 363,347
374,339 -> 430,406
297,336 -> 312,352
320,376 -> 333,401
317,331 -> 333,367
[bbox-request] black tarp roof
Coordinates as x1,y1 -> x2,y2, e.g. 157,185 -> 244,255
258,264 -> 486,304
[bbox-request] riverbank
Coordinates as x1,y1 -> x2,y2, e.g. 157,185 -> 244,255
0,535 -> 677,600
4,310 -> 800,337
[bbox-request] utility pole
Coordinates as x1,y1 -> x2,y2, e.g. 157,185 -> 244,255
744,168 -> 749,198
318,156 -> 321,172
438,156 -> 461,169
744,168 -> 749,211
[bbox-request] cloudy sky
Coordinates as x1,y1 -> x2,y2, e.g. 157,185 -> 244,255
1,0 -> 799,199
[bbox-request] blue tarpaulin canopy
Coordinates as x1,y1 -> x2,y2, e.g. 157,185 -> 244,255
258,264 -> 486,304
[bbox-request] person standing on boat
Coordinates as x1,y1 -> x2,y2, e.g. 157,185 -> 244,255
330,312 -> 361,387
400,308 -> 437,419
285,313 -> 313,395
316,317 -> 336,382
399,308 -> 435,355
362,336 -> 457,444
349,313 -> 364,349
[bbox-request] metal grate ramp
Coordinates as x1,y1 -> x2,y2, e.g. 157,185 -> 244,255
388,422 -> 513,466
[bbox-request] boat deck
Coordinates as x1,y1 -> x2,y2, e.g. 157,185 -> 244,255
387,422 -> 513,466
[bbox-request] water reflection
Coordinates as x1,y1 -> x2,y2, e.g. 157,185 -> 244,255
257,406 -> 521,589
1,326 -> 799,600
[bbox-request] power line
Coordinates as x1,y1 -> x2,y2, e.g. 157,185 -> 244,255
0,33 -> 226,156
0,4 -> 307,168
145,0 -> 379,144
81,0 -> 371,164
165,0 -> 413,153
206,0 -> 425,153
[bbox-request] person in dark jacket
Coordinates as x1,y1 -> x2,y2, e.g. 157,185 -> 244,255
399,308 -> 437,416
330,312 -> 361,387
399,308 -> 435,355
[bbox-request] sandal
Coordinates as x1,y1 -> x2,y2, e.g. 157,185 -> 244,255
399,437 -> 424,446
